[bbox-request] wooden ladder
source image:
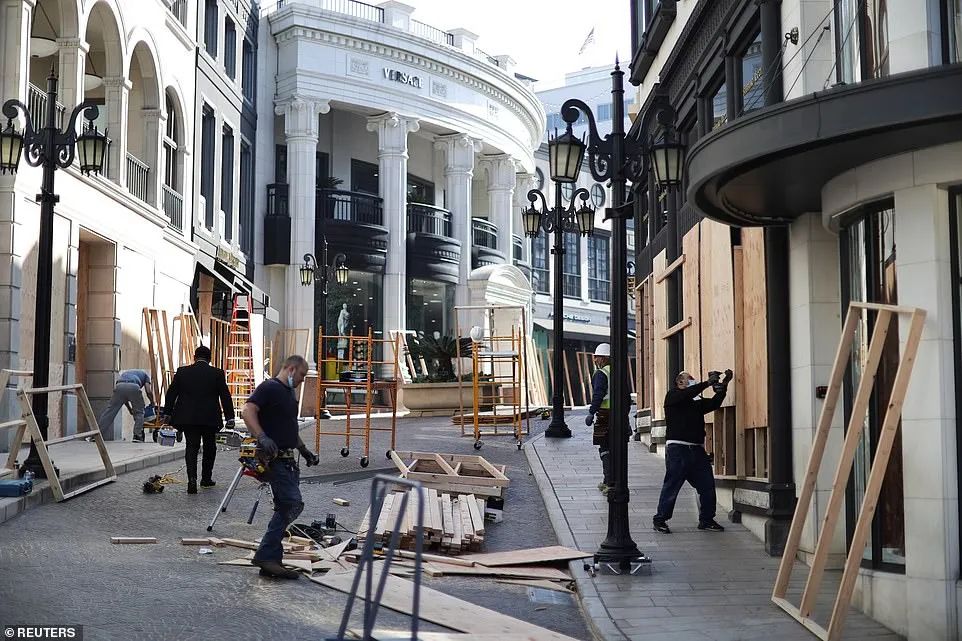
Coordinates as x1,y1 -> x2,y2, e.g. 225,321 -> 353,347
142,308 -> 174,407
225,295 -> 255,416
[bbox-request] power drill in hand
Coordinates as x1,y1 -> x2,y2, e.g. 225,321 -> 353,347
712,369 -> 734,394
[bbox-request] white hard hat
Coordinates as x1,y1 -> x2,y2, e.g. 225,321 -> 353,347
593,343 -> 611,357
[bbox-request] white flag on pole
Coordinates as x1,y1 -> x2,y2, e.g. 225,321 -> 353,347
578,27 -> 596,56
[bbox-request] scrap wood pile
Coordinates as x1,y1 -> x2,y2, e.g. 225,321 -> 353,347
357,487 -> 487,554
389,451 -> 509,498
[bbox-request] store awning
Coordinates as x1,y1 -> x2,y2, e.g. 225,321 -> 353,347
196,251 -> 279,323
533,318 -> 634,342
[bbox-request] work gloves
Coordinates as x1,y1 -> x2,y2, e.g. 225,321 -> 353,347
224,419 -> 236,430
585,413 -> 594,426
712,369 -> 734,394
298,445 -> 320,467
257,434 -> 278,458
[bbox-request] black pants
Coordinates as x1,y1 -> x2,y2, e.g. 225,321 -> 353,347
654,443 -> 716,524
183,427 -> 218,482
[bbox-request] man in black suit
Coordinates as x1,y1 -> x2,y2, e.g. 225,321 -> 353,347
163,345 -> 235,494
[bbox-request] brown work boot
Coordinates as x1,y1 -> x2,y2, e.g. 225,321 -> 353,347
253,559 -> 300,580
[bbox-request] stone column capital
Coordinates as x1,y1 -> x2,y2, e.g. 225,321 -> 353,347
479,154 -> 519,191
274,95 -> 330,139
56,37 -> 88,53
513,172 -> 537,207
102,76 -> 133,92
435,133 -> 482,174
141,108 -> 165,124
366,112 -> 419,154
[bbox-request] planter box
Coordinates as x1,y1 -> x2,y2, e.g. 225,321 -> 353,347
400,381 -> 498,414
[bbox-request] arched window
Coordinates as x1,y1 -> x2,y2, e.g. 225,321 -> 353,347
164,94 -> 178,191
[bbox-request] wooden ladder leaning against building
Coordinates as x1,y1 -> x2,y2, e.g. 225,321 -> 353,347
225,294 -> 255,416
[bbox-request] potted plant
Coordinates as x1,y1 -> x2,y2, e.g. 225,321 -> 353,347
399,334 -> 499,414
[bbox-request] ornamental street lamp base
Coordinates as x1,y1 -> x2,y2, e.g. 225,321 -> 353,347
584,552 -> 651,576
544,420 -> 571,439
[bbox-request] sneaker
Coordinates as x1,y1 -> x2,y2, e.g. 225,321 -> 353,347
132,436 -> 145,443
698,520 -> 725,532
200,480 -> 216,488
187,481 -> 197,494
253,559 -> 300,580
652,520 -> 671,534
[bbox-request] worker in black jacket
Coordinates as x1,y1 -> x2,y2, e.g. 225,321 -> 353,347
652,368 -> 732,534
163,345 -> 235,494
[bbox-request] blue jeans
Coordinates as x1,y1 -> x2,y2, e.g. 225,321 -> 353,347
253,459 -> 303,562
654,443 -> 716,524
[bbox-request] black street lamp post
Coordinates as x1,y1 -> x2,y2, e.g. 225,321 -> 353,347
300,239 -> 348,420
1,71 -> 108,479
559,61 -> 684,569
522,129 -> 596,439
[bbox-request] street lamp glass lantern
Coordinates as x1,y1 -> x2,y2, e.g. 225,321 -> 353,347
299,261 -> 314,287
0,119 -> 24,175
335,261 -> 349,286
548,126 -> 586,183
575,203 -> 595,236
522,206 -> 542,238
650,132 -> 684,188
76,121 -> 108,175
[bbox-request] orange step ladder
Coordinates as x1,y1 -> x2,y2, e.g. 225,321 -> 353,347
225,294 -> 255,416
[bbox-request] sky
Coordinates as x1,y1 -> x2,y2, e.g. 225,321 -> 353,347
401,0 -> 632,89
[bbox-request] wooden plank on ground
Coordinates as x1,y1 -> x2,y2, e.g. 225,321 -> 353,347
423,563 -> 570,580
180,537 -> 212,545
496,578 -> 575,593
458,545 -> 590,566
315,572 -> 582,640
111,537 -> 157,544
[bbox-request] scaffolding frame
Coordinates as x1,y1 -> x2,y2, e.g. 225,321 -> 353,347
314,328 -> 400,467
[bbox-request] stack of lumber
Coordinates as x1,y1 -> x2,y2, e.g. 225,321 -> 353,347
357,487 -> 487,554
389,451 -> 510,498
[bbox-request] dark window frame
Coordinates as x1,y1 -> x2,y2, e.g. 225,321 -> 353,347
239,140 -> 253,256
949,187 -> 962,568
351,159 -> 379,195
562,233 -> 581,299
204,0 -> 218,58
588,231 -> 611,303
200,104 -> 215,228
531,233 -> 550,294
274,144 -> 287,183
241,39 -> 255,103
943,0 -> 962,63
224,16 -> 236,79
221,124 -> 234,241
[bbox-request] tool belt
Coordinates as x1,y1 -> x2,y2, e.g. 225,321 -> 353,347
276,449 -> 296,459
592,409 -> 611,446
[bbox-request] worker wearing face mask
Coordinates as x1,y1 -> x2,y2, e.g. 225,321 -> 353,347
652,368 -> 733,534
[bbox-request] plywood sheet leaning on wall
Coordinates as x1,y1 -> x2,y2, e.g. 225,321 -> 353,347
741,228 -> 768,428
635,277 -> 653,412
700,219 -> 735,408
682,225 -> 702,380
652,251 -> 668,421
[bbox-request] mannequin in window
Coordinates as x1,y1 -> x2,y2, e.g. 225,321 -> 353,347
336,304 -> 350,359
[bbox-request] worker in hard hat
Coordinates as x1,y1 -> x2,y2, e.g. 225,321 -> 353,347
584,343 -> 613,494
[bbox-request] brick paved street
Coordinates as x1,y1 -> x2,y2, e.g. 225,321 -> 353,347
0,415 -> 590,641
525,411 -> 904,641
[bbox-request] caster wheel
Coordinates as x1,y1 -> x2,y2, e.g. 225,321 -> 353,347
386,450 -> 393,460
340,447 -> 350,457
360,457 -> 369,468
473,440 -> 483,450
151,430 -> 158,443
582,562 -> 591,571
516,441 -> 522,450
206,526 -> 213,532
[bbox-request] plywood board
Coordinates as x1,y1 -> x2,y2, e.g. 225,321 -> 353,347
741,227 -> 768,428
315,572 -> 581,641
423,562 -> 570,580
458,545 -> 591,566
652,251 -> 668,421
495,579 -> 575,593
682,224 -> 702,378
705,220 -> 735,407
111,537 -> 157,544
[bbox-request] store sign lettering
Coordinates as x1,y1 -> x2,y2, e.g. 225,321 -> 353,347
384,68 -> 422,89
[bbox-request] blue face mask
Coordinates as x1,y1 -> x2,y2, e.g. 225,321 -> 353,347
687,379 -> 698,387
287,374 -> 295,388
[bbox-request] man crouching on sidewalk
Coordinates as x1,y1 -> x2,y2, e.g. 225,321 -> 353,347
242,355 -> 320,579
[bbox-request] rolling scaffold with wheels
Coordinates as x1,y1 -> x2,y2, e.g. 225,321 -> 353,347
314,328 -> 401,467
454,305 -> 532,451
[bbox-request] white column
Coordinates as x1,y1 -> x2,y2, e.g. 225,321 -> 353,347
56,37 -> 87,111
102,76 -> 130,185
366,112 -> 419,335
142,108 -> 164,210
0,0 -> 30,105
514,172 -> 536,264
275,96 -> 330,336
480,154 -> 516,264
435,133 -> 481,306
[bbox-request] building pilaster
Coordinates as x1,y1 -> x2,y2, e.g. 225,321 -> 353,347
141,108 -> 165,211
480,154 -> 517,264
275,96 -> 329,339
435,133 -> 481,306
0,0 -> 31,105
102,76 -> 131,185
56,37 -> 87,111
367,112 -> 419,336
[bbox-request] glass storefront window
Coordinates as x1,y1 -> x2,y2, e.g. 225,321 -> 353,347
949,0 -> 962,62
740,31 -> 764,113
864,0 -> 890,78
532,234 -> 549,294
406,278 -> 455,338
710,81 -> 727,130
843,202 -> 904,569
318,270 -> 383,359
836,0 -> 860,84
563,234 -> 581,298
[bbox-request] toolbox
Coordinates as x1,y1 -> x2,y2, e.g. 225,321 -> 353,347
0,478 -> 33,497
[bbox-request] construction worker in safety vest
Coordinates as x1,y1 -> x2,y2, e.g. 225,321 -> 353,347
585,343 -> 613,494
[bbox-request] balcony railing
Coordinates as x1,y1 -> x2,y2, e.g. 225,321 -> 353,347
512,234 -> 523,262
162,185 -> 184,231
125,153 -> 150,204
318,189 -> 383,226
472,217 -> 498,250
407,203 -> 452,237
170,0 -> 188,25
410,19 -> 454,46
275,0 -> 383,22
473,47 -> 501,67
27,83 -> 65,131
563,274 -> 581,298
267,183 -> 289,217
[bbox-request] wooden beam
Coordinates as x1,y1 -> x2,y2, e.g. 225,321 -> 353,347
659,318 -> 692,340
654,254 -> 685,283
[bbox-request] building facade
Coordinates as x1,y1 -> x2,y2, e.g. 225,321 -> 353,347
630,0 -> 962,638
254,1 -> 544,358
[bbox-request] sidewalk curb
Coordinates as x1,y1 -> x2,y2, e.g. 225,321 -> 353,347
0,446 -> 184,526
523,434 -> 629,641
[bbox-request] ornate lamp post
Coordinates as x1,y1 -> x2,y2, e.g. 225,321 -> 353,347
1,70 -> 108,478
522,127 -> 596,439
300,241 -> 348,420
560,61 -> 684,569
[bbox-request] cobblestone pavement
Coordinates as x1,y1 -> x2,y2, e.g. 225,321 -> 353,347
0,414 -> 591,641
525,413 -> 904,641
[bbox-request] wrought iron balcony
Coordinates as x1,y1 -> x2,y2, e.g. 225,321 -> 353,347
472,217 -> 498,250
125,153 -> 150,204
318,189 -> 383,225
162,184 -> 183,231
407,203 -> 453,237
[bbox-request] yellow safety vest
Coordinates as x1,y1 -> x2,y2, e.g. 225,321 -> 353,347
599,364 -> 610,409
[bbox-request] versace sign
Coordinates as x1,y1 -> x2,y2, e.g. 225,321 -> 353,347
383,68 -> 422,89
